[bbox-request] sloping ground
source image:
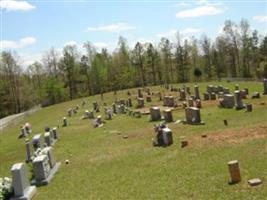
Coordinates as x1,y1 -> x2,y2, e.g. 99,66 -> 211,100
0,81 -> 267,200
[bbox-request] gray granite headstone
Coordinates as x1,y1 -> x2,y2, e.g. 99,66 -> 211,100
10,163 -> 36,200
150,107 -> 161,121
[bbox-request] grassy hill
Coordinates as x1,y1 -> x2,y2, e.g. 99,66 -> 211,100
0,81 -> 267,200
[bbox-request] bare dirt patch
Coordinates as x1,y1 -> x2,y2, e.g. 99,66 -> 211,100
191,125 -> 267,146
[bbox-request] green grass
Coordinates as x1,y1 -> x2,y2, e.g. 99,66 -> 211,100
1,81 -> 267,200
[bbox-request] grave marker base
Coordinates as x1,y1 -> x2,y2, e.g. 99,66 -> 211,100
10,186 -> 37,200
31,162 -> 61,186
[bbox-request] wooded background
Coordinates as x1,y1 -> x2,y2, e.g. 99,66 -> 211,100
1,19 -> 267,118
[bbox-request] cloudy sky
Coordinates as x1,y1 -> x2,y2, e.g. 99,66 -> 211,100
1,0 -> 267,66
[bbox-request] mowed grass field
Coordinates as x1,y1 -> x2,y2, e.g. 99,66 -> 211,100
0,81 -> 267,200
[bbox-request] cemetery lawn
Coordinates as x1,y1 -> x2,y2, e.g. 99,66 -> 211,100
0,81 -> 267,200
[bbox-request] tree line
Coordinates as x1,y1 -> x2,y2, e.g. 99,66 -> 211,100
1,19 -> 267,118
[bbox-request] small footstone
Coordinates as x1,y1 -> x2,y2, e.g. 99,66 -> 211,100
201,134 -> 207,138
123,135 -> 128,139
248,178 -> 262,186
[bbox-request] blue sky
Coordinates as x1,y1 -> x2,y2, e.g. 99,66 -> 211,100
1,0 -> 267,66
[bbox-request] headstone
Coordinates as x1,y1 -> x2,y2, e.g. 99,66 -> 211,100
137,97 -> 145,108
188,98 -> 194,107
32,134 -> 41,150
203,92 -> 210,100
10,163 -> 36,200
235,84 -> 239,91
137,89 -> 143,98
52,127 -> 58,140
246,104 -> 252,112
150,107 -> 161,121
179,90 -> 186,101
128,98 -> 132,107
195,99 -> 202,109
244,88 -> 249,95
228,160 -> 241,184
248,178 -> 262,186
146,95 -> 152,102
112,103 -> 117,114
223,88 -> 230,94
25,139 -> 31,163
263,78 -> 267,94
219,94 -> 235,108
67,108 -> 72,117
224,119 -> 228,126
164,109 -> 173,122
44,132 -> 53,147
63,117 -> 67,127
162,128 -> 173,146
210,92 -> 216,100
252,92 -> 260,99
185,107 -> 204,124
234,90 -> 244,109
240,89 -> 247,99
194,85 -> 200,100
182,101 -> 187,109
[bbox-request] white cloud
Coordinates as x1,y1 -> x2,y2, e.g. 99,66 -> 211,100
253,15 -> 267,23
1,37 -> 37,49
156,28 -> 202,38
87,23 -> 135,32
64,41 -> 78,46
0,0 -> 35,11
176,6 -> 226,18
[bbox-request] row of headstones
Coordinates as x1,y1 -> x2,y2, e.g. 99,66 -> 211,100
8,127 -> 61,199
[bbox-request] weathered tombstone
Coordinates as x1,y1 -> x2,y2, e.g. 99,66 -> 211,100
164,109 -> 173,123
224,119 -> 228,126
179,90 -> 186,101
128,98 -> 132,107
263,78 -> 267,94
137,97 -> 145,108
182,101 -> 187,109
31,152 -> 61,186
195,99 -> 202,109
234,90 -> 244,110
44,132 -> 53,147
10,163 -> 36,200
50,128 -> 58,140
218,85 -> 224,93
162,128 -> 173,146
228,160 -> 241,184
240,89 -> 247,99
244,88 -> 249,95
150,107 -> 161,121
112,103 -> 117,114
186,86 -> 191,94
219,94 -> 235,108
188,98 -> 194,107
93,102 -> 100,112
167,96 -> 175,107
248,178 -> 262,186
137,88 -> 143,98
25,139 -> 31,163
194,85 -> 200,100
163,96 -> 168,106
246,104 -> 252,112
32,134 -> 41,150
146,95 -> 152,102
210,92 -> 216,100
67,108 -> 72,117
133,111 -> 141,118
62,117 -> 67,127
223,87 -> 230,94
252,92 -> 260,99
105,109 -> 112,120
185,107 -> 204,125
203,92 -> 210,100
